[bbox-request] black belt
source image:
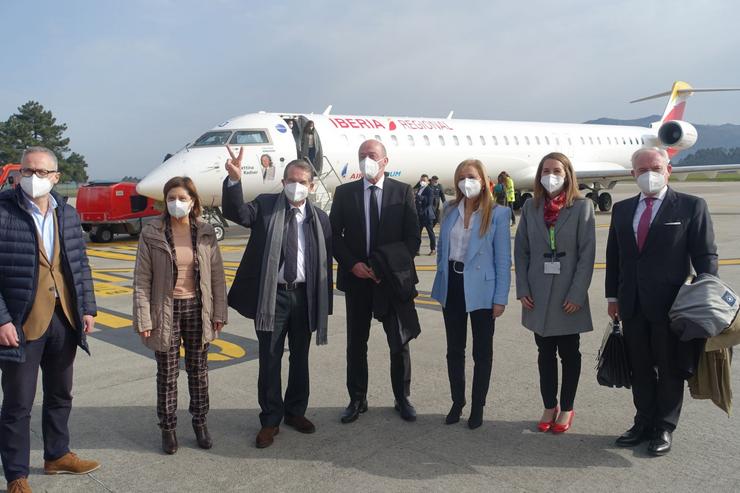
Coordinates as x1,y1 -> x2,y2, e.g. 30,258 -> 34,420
277,282 -> 305,291
449,260 -> 464,274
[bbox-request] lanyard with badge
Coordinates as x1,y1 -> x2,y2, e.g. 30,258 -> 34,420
544,226 -> 561,275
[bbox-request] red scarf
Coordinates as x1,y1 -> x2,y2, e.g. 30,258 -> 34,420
544,192 -> 567,227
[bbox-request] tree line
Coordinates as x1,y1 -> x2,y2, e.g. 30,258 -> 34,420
676,147 -> 740,166
0,101 -> 89,182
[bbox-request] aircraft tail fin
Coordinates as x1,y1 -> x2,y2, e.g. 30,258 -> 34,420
630,80 -> 740,127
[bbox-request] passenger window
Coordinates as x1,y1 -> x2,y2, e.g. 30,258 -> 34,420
580,137 -> 585,145
193,131 -> 232,147
513,136 -> 519,145
465,135 -> 472,145
453,136 -> 460,146
423,135 -> 430,146
567,137 -> 572,145
391,135 -> 398,146
535,136 -> 540,145
597,137 -> 601,144
229,130 -> 269,145
492,136 -> 498,145
439,135 -> 446,146
408,135 -> 415,146
342,135 -> 349,144
555,137 -> 560,145
524,136 -> 530,145
503,136 -> 509,145
480,136 -> 486,145
374,135 -> 382,141
589,137 -> 594,144
545,136 -> 550,145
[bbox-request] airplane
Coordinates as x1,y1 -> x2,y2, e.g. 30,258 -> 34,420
135,81 -> 740,240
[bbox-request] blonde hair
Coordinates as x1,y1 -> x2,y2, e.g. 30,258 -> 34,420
533,152 -> 582,208
448,159 -> 494,236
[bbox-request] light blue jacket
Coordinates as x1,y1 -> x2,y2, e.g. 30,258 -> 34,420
431,203 -> 512,311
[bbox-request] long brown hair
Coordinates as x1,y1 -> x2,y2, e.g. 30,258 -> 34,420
163,176 -> 203,220
448,159 -> 495,236
532,152 -> 581,208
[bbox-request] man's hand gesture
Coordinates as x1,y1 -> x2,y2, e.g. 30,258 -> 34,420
225,146 -> 244,182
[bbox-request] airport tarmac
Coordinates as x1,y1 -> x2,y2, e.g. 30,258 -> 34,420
4,181 -> 740,493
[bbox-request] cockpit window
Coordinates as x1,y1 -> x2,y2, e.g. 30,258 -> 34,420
192,131 -> 232,147
229,130 -> 270,145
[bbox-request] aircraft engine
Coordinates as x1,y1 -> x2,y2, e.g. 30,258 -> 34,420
657,120 -> 698,150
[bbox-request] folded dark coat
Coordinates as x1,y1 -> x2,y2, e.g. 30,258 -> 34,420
369,241 -> 421,351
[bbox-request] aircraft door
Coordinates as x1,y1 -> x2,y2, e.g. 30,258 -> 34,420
295,115 -> 323,175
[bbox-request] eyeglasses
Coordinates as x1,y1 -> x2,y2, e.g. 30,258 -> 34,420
20,168 -> 59,178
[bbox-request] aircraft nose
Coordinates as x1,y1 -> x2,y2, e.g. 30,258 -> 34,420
136,168 -> 166,200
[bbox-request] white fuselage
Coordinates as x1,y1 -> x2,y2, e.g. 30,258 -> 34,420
136,111 -> 656,205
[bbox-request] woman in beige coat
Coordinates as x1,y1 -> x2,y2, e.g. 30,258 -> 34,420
133,177 -> 227,454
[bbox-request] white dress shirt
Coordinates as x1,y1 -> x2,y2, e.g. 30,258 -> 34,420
607,185 -> 669,302
632,185 -> 668,239
363,175 -> 385,256
23,191 -> 58,260
278,202 -> 307,283
448,201 -> 477,262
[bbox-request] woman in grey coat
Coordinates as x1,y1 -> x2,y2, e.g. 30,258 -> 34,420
514,152 -> 596,434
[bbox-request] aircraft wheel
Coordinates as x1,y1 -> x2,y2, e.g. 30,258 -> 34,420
213,225 -> 225,242
598,193 -> 613,212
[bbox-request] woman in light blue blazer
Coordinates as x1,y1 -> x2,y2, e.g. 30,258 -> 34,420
431,159 -> 511,429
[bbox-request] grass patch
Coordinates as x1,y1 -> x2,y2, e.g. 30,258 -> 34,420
674,174 -> 740,182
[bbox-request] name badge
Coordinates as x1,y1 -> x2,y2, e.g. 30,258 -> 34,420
544,261 -> 561,275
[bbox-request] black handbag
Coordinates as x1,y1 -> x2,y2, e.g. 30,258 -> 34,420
596,319 -> 632,389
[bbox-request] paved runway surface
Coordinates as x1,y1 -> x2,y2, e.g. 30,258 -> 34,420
4,182 -> 740,492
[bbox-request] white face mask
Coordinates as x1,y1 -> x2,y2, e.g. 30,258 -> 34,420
636,171 -> 666,195
20,174 -> 54,199
419,180 -> 428,188
284,182 -> 309,203
540,174 -> 565,195
359,157 -> 380,181
167,199 -> 192,218
458,178 -> 482,199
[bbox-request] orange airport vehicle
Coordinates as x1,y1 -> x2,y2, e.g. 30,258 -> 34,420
76,181 -> 161,243
0,163 -> 22,191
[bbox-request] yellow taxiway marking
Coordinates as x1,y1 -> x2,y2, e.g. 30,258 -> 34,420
87,249 -> 137,261
96,268 -> 133,273
179,339 -> 246,361
94,284 -> 133,297
96,311 -> 132,329
92,271 -> 129,283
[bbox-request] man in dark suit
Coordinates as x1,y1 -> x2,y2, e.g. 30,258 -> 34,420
330,139 -> 421,423
605,147 -> 718,456
222,149 -> 333,449
415,174 -> 436,255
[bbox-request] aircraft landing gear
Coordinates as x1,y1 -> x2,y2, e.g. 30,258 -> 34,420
514,192 -> 532,210
203,207 -> 228,241
587,191 -> 612,212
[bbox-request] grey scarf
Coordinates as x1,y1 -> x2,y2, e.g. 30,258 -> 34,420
255,195 -> 330,346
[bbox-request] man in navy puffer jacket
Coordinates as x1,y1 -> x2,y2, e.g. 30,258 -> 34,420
0,147 -> 99,492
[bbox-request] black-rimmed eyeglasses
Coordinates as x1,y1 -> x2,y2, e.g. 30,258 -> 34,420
20,168 -> 59,178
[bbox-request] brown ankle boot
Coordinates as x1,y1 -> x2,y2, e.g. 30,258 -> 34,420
162,430 -> 178,454
193,423 -> 213,449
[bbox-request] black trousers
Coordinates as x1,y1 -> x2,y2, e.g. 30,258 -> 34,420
345,280 -> 411,402
442,267 -> 495,407
256,286 -> 312,427
622,310 -> 684,432
0,308 -> 77,482
419,222 -> 436,251
534,333 -> 581,411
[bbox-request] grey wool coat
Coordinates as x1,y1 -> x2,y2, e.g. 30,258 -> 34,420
514,196 -> 596,336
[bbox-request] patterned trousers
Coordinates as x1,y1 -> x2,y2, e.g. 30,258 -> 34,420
154,297 -> 209,431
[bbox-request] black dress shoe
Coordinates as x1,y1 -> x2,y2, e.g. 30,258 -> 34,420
394,398 -> 417,422
468,405 -> 484,429
648,430 -> 672,456
615,424 -> 650,447
162,430 -> 178,455
445,403 -> 464,425
193,423 -> 213,449
340,399 -> 368,424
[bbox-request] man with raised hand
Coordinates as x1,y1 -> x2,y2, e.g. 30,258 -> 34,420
222,147 -> 332,449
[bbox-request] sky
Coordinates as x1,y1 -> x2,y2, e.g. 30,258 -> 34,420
1,0 -> 740,180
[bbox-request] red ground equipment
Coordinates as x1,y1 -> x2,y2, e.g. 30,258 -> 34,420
0,164 -> 22,191
76,181 -> 160,243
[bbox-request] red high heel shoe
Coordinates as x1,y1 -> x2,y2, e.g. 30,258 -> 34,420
551,410 -> 575,434
537,407 -> 559,432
